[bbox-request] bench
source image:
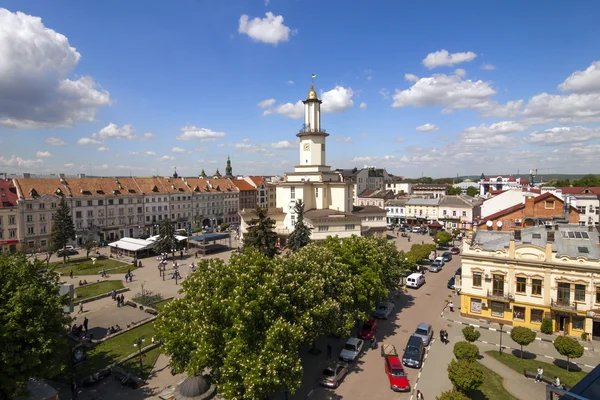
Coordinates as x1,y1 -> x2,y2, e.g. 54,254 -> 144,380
524,370 -> 572,391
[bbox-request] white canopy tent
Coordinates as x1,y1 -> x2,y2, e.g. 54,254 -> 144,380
108,237 -> 155,257
147,235 -> 188,243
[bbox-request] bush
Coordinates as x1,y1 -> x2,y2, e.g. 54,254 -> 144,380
447,359 -> 484,393
453,341 -> 479,362
554,335 -> 584,372
541,318 -> 553,334
510,326 -> 537,359
462,326 -> 481,343
436,390 -> 470,400
220,222 -> 231,230
581,332 -> 589,341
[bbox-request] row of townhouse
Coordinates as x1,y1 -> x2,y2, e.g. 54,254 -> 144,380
384,195 -> 483,231
5,174 -> 274,251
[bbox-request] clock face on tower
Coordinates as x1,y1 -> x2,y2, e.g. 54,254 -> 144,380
303,143 -> 310,151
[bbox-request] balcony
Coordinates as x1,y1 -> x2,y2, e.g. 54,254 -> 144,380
486,289 -> 513,302
551,299 -> 577,312
298,126 -> 327,134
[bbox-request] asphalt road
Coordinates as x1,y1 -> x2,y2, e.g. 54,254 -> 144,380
292,251 -> 461,400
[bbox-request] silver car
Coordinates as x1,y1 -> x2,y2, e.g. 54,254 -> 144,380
429,261 -> 443,273
319,361 -> 348,388
413,323 -> 433,346
374,302 -> 394,319
339,337 -> 364,362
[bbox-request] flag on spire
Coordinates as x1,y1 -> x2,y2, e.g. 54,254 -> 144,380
311,74 -> 316,79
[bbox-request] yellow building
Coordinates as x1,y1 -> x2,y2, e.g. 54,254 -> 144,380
460,225 -> 600,339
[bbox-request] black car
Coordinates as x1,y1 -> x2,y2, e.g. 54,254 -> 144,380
442,252 -> 453,262
455,267 -> 462,276
447,276 -> 455,290
402,335 -> 425,368
57,249 -> 79,256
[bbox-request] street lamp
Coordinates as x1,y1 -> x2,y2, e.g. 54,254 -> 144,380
499,323 -> 504,355
133,336 -> 145,378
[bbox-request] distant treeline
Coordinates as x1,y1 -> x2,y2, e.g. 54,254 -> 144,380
407,174 -> 600,187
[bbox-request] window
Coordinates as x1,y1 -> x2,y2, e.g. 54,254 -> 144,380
577,206 -> 586,214
41,240 -> 47,247
575,284 -> 586,302
345,224 -> 355,230
596,286 -> 600,304
492,274 -> 504,297
119,199 -> 124,205
318,225 -> 329,232
452,210 -> 457,217
462,211 -> 467,217
470,298 -> 482,314
75,201 -> 81,207
490,301 -> 504,318
290,186 -> 295,199
27,226 -> 34,234
545,200 -> 555,209
472,272 -> 482,287
9,230 -> 16,238
108,199 -> 114,205
87,210 -> 93,217
76,211 -> 82,218
9,216 -> 15,225
532,279 -> 542,296
442,210 -> 447,216
87,200 -> 93,206
51,202 -> 56,208
530,309 -> 543,324
572,316 -> 585,331
513,306 -> 525,320
315,188 -> 318,198
26,203 -> 33,210
516,277 -> 526,293
26,215 -> 33,222
98,200 -> 104,206
557,282 -> 571,304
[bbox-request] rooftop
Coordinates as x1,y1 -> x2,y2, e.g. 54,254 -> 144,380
0,179 -> 19,207
405,197 -> 441,206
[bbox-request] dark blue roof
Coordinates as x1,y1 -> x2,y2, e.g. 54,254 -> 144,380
190,233 -> 230,242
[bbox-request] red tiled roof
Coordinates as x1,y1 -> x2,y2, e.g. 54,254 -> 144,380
478,192 -> 565,223
231,179 -> 256,191
247,176 -> 265,186
14,178 -> 67,199
557,187 -> 600,195
0,179 -> 19,207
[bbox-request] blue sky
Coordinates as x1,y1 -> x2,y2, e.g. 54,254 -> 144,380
1,1 -> 600,178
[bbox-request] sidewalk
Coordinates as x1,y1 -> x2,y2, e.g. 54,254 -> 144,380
477,343 -> 546,400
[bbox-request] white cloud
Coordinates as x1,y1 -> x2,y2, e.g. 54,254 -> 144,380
97,147 -> 109,152
63,163 -> 74,168
92,123 -> 137,140
130,151 -> 156,156
271,140 -> 295,149
258,98 -> 276,108
238,12 -> 292,45
454,68 -> 466,77
0,155 -> 43,168
521,92 -> 600,124
394,137 -> 406,143
359,102 -> 367,109
264,0 -> 270,5
422,49 -> 477,69
172,147 -> 192,154
379,88 -> 390,100
158,155 -> 175,162
392,73 -> 495,109
142,132 -> 155,140
263,86 -> 354,118
352,156 -> 373,162
263,101 -> 303,118
287,80 -> 294,85
416,123 -> 439,132
77,138 -> 101,145
45,137 -> 66,146
404,74 -> 419,82
482,64 -> 496,71
0,8 -> 110,128
475,99 -> 524,118
462,121 -> 526,135
177,126 -> 226,141
35,151 -> 52,157
568,144 -> 600,157
335,136 -> 353,143
558,61 -> 600,93
523,126 -> 600,145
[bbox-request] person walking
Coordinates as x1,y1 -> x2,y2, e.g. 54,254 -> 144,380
439,329 -> 445,344
535,366 -> 544,383
449,300 -> 454,312
78,302 -> 84,314
69,270 -> 73,279
111,289 -> 116,301
120,294 -> 125,306
70,379 -> 78,400
416,390 -> 424,400
83,317 -> 89,332
443,330 -> 449,345
326,343 -> 332,359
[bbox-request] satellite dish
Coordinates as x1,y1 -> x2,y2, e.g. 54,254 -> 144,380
486,220 -> 493,227
497,221 -> 503,227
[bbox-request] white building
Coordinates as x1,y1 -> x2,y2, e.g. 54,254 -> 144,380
386,178 -> 412,196
557,187 -> 600,228
479,174 -> 530,196
453,180 -> 479,195
385,198 -> 408,225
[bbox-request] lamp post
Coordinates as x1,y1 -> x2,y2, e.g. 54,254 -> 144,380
133,336 -> 145,378
499,323 -> 504,355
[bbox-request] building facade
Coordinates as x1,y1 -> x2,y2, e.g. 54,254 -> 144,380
0,179 -> 20,253
412,184 -> 448,199
558,187 -> 600,228
232,179 -> 257,212
244,176 -> 268,209
479,174 -> 530,196
386,177 -> 412,196
438,195 -> 481,230
405,197 -> 440,225
460,225 -> 600,339
385,198 -> 408,225
357,189 -> 395,208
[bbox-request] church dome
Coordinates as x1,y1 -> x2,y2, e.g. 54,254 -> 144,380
307,84 -> 318,100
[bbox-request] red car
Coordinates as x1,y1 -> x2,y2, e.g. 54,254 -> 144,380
385,355 -> 410,392
359,319 -> 378,340
451,247 -> 460,255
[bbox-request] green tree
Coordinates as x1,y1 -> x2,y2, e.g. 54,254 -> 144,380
447,359 -> 484,393
510,326 -> 537,359
243,206 -> 278,258
0,253 -> 71,398
462,326 -> 481,343
435,231 -> 453,247
154,218 -> 178,256
466,186 -> 479,197
453,341 -> 479,362
576,174 -> 600,187
447,186 -> 462,195
436,389 -> 470,400
553,335 -> 584,371
83,240 -> 95,259
541,318 -> 553,334
286,200 -> 312,252
408,243 -> 436,262
49,197 -> 76,264
452,228 -> 462,238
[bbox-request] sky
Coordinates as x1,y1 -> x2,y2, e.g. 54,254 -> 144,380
1,1 -> 600,179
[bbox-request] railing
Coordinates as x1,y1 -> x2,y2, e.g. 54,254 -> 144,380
545,384 -> 588,400
298,127 -> 327,134
551,299 -> 577,312
486,289 -> 512,302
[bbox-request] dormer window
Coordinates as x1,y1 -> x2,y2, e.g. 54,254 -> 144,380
55,188 -> 61,195
152,185 -> 159,192
29,189 -> 39,197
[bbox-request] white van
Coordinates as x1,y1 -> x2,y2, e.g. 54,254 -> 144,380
406,273 -> 426,289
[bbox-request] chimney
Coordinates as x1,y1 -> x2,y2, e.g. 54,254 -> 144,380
547,231 -> 555,242
563,196 -> 570,221
589,225 -> 594,232
514,229 -> 522,241
554,224 -> 559,230
524,196 -> 535,216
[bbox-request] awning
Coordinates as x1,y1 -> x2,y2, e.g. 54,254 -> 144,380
108,238 -> 154,252
0,240 -> 19,245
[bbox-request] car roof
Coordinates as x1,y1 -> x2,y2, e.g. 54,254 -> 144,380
407,335 -> 423,344
364,319 -> 376,324
347,337 -> 361,345
416,323 -> 431,330
386,355 -> 403,367
378,301 -> 393,307
407,273 -> 423,278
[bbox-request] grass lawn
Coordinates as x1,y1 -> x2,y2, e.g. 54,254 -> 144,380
54,258 -> 132,276
466,362 -> 519,400
485,350 -> 587,387
75,280 -> 124,301
152,298 -> 174,312
72,322 -> 157,379
121,346 -> 162,379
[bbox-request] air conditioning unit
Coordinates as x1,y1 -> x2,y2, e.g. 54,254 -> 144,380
482,302 -> 488,308
484,274 -> 491,280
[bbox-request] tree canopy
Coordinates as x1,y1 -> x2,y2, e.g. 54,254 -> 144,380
447,186 -> 462,195
435,231 -> 453,247
286,200 -> 312,252
156,236 -> 407,399
510,326 -> 536,359
462,326 -> 481,343
49,197 -> 76,263
466,186 -> 479,197
0,253 -> 71,398
553,174 -> 600,188
243,206 -> 279,258
453,341 -> 479,362
447,359 -> 484,393
553,335 -> 584,371
408,243 -> 436,263
153,218 -> 178,255
436,390 -> 470,400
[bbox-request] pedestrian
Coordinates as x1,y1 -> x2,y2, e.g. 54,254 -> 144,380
439,329 -> 444,344
443,330 -> 449,345
554,376 -> 561,388
449,300 -> 454,312
416,390 -> 424,400
78,302 -> 83,314
535,366 -> 543,383
120,294 -> 125,306
83,317 -> 89,332
70,379 -> 78,400
127,268 -> 131,276
326,343 -> 332,359
69,269 -> 73,279
111,289 -> 116,300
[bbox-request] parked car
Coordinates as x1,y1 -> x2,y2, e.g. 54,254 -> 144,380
374,302 -> 394,319
451,247 -> 461,255
406,273 -> 425,289
359,319 -> 378,340
429,261 -> 443,273
413,323 -> 433,346
384,355 -> 411,392
442,252 -> 453,262
455,267 -> 462,276
434,257 -> 445,266
402,335 -> 425,368
319,362 -> 348,388
447,276 -> 456,290
387,224 -> 394,230
65,245 -> 76,251
339,337 -> 364,362
57,248 -> 79,256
